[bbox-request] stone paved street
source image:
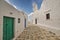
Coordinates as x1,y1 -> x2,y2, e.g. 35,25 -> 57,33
15,25 -> 60,40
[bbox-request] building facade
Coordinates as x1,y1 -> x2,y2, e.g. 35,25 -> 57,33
0,0 -> 28,40
29,0 -> 60,35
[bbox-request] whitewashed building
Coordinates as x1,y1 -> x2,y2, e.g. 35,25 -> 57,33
29,0 -> 60,35
0,0 -> 28,40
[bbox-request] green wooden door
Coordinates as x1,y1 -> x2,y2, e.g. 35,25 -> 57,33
3,16 -> 14,40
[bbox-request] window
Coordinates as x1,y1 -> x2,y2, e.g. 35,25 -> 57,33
18,18 -> 20,23
46,13 -> 50,19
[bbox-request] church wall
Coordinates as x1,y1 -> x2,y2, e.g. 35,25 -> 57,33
29,0 -> 60,35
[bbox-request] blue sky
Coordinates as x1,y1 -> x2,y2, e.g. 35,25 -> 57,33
6,0 -> 42,14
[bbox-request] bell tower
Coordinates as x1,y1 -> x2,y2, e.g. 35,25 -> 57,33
32,2 -> 38,12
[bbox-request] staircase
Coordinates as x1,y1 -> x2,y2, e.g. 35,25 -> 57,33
15,25 -> 60,40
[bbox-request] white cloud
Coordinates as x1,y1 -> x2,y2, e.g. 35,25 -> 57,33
28,12 -> 33,16
5,0 -> 28,14
5,0 -> 11,4
13,5 -> 17,9
5,0 -> 17,9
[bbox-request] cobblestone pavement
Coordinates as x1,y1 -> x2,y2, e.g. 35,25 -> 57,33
15,25 -> 60,40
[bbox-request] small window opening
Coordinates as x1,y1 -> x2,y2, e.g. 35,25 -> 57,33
10,12 -> 13,15
46,13 -> 50,19
18,18 -> 20,23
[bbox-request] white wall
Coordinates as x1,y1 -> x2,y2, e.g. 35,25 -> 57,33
38,0 -> 60,28
30,0 -> 60,28
0,0 -> 28,40
29,0 -> 60,35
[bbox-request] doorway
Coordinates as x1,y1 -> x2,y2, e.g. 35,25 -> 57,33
24,18 -> 26,28
35,18 -> 37,24
3,16 -> 14,40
